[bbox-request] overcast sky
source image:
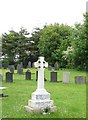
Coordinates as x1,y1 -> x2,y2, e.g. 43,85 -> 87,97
0,0 -> 87,35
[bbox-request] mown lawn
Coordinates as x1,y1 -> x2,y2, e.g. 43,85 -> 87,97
0,68 -> 86,118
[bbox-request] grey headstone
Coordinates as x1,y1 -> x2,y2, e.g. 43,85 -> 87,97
26,70 -> 31,80
17,63 -> 23,74
50,72 -> 57,82
8,65 -> 15,74
62,72 -> 70,84
27,61 -> 31,68
54,62 -> 59,70
75,76 -> 86,84
48,65 -> 52,70
6,72 -> 13,82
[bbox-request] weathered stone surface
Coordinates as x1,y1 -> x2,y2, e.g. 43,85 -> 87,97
17,63 -> 23,74
6,72 -> 13,82
28,100 -> 53,109
54,62 -> 59,70
75,76 -> 86,84
8,65 -> 15,74
25,104 -> 57,113
27,61 -> 31,68
25,70 -> 31,80
48,65 -> 52,70
50,72 -> 57,82
32,89 -> 50,101
63,72 -> 70,84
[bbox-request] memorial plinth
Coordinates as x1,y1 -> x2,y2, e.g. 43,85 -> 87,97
25,56 -> 57,113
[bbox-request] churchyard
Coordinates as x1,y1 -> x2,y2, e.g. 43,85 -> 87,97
0,67 -> 86,118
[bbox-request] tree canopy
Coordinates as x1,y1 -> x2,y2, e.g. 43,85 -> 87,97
1,13 -> 87,70
38,23 -> 73,67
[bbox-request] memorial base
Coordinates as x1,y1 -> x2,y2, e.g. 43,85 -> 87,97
25,88 -> 57,113
25,104 -> 57,113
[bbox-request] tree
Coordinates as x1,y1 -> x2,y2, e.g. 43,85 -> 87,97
38,23 -> 73,67
2,30 -> 19,65
2,27 -> 42,68
29,27 -> 42,63
2,27 -> 30,67
70,13 -> 88,70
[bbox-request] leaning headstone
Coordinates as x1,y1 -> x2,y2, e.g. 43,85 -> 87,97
75,76 -> 86,84
6,72 -> 13,82
27,61 -> 31,68
25,70 -> 31,80
17,63 -> 23,74
54,62 -> 59,70
50,72 -> 57,82
62,72 -> 70,84
25,56 -> 57,113
0,74 -> 3,82
8,65 -> 15,74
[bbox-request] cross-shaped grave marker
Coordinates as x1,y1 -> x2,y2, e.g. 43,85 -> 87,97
25,56 -> 57,113
34,56 -> 48,90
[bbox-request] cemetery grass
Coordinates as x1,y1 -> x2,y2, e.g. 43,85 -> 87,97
1,68 -> 86,118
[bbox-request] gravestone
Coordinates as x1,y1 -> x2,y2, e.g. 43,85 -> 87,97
8,65 -> 15,74
48,65 -> 52,70
75,76 -> 86,84
0,74 -> 3,82
6,72 -> 13,82
50,72 -> 57,82
62,72 -> 70,84
54,62 -> 59,70
26,70 -> 31,80
27,61 -> 31,68
17,63 -> 23,74
25,56 -> 57,113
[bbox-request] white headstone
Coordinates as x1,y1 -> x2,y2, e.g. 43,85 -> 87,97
63,72 -> 70,84
25,56 -> 57,113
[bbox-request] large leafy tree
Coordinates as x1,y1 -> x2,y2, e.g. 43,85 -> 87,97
2,27 -> 31,67
38,23 -> 73,67
2,27 -> 42,67
71,13 -> 88,70
29,27 -> 42,62
2,30 -> 19,65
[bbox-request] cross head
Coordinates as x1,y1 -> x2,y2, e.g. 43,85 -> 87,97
34,57 -> 48,69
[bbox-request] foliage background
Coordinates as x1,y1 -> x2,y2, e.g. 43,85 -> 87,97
1,13 -> 88,71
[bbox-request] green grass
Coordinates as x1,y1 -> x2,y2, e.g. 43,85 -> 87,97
0,68 -> 86,118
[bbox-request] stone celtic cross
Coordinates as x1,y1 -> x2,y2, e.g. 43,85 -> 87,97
25,56 -> 57,113
34,56 -> 48,90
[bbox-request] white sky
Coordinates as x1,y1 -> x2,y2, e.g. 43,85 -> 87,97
0,0 -> 87,35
